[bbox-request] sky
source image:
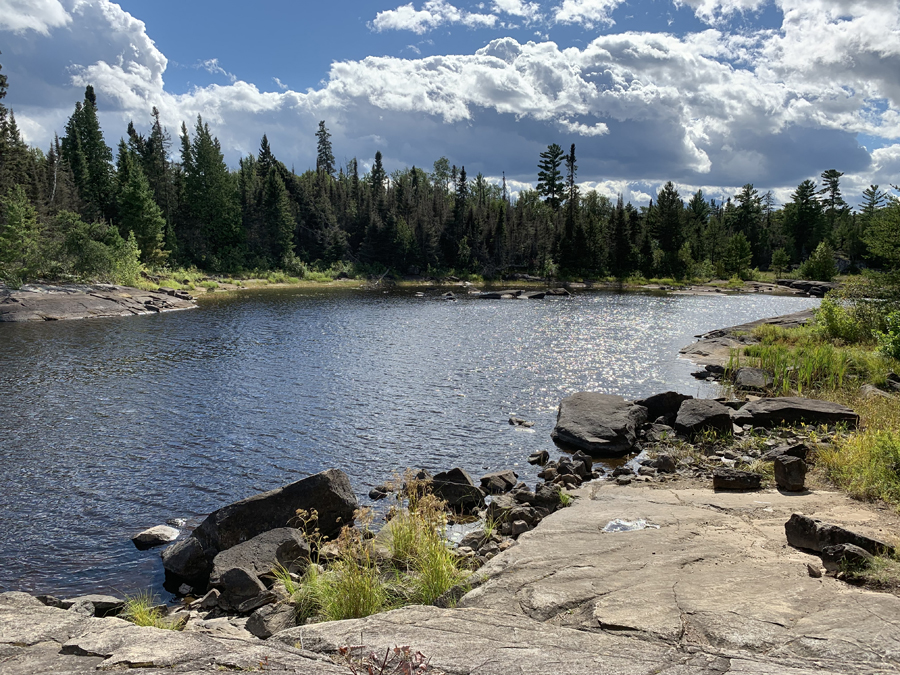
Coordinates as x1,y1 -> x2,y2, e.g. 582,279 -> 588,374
1,0 -> 899,206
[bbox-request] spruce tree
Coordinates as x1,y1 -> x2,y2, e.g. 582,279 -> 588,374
263,166 -> 295,264
116,142 -> 167,265
316,121 -> 335,177
61,86 -> 114,223
536,143 -> 565,210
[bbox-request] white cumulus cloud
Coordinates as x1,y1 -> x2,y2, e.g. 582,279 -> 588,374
553,0 -> 624,27
371,0 -> 496,34
0,0 -> 70,35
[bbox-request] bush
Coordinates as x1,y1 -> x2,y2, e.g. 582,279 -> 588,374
120,592 -> 182,630
876,311 -> 900,360
798,241 -> 837,281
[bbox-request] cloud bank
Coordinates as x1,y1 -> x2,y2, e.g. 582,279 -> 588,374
2,0 -> 898,206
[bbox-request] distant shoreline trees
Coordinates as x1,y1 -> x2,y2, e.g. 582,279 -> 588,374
1,77 -> 899,287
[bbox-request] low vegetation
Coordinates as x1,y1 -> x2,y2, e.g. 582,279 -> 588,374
279,475 -> 470,624
724,283 -> 900,510
120,592 -> 182,630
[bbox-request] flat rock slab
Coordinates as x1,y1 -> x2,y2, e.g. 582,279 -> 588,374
0,284 -> 195,322
454,483 -> 900,674
551,392 -> 648,456
731,397 -> 859,428
679,310 -> 816,367
0,591 -> 344,673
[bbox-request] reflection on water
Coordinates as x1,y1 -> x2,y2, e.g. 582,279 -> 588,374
0,287 -> 818,597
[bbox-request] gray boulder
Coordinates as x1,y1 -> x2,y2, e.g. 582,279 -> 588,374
161,536 -> 209,582
733,367 -> 774,391
784,513 -> 893,555
479,470 -> 518,494
712,469 -> 761,491
760,442 -> 809,462
774,456 -> 807,491
60,595 -> 124,618
432,468 -> 485,512
210,528 -> 309,586
675,399 -> 733,436
527,450 -> 549,465
634,391 -> 692,422
246,601 -> 297,639
214,567 -> 268,612
731,397 -> 859,428
132,525 -> 180,550
551,393 -> 648,457
162,469 -> 356,582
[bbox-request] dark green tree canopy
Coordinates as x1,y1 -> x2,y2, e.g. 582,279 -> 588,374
537,143 -> 565,210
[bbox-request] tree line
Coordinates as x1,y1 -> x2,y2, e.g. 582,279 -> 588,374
1,77 -> 898,286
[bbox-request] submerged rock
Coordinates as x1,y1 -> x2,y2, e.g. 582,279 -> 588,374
132,525 -> 180,550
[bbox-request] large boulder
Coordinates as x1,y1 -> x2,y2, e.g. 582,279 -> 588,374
674,399 -> 733,436
479,470 -> 518,494
163,469 -> 356,582
213,567 -> 268,613
712,469 -> 761,491
431,468 -> 485,513
731,397 -> 859,428
634,391 -> 692,422
551,393 -> 648,457
210,528 -> 309,586
784,513 -> 893,555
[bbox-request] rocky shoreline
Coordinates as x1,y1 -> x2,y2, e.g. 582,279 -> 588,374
5,307 -> 900,674
0,283 -> 196,322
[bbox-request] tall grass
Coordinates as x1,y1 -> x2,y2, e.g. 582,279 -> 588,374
280,478 -> 470,624
120,592 -> 181,630
727,323 -> 896,394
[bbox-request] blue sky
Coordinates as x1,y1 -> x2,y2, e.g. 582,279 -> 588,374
2,0 -> 899,206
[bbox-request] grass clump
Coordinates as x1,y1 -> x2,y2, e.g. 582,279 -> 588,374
120,592 -> 182,630
280,476 -> 470,624
820,426 -> 900,505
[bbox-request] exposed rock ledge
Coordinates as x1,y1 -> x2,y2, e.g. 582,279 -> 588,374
4,482 -> 899,674
679,308 -> 816,367
0,283 -> 195,322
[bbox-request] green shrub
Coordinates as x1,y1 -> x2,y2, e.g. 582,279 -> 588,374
798,241 -> 837,281
876,311 -> 900,360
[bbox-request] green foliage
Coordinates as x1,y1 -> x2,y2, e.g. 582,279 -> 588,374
770,247 -> 790,275
536,143 -> 565,210
798,241 -> 837,281
722,232 -> 753,278
876,311 -> 900,360
58,211 -> 141,285
0,185 -> 42,283
820,430 -> 900,506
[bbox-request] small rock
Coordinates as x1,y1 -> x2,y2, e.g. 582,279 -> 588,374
178,583 -> 193,596
733,367 -> 774,391
189,589 -> 220,611
527,450 -> 550,465
713,469 -> 761,491
480,470 -> 518,494
611,465 -> 632,477
638,465 -> 658,477
510,520 -> 530,536
821,543 -> 875,574
616,476 -> 632,486
774,455 -> 807,492
860,384 -> 894,400
368,485 -> 390,500
509,416 -> 535,427
132,525 -> 180,550
652,454 -> 677,473
807,563 -> 824,578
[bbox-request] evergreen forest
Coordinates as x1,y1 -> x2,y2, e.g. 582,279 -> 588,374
1,73 -> 899,288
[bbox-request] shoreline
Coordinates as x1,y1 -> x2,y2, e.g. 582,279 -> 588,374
1,276 -> 818,322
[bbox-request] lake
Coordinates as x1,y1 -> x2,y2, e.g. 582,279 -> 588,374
0,286 -> 819,598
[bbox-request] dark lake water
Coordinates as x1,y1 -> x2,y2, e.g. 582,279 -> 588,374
0,286 -> 819,599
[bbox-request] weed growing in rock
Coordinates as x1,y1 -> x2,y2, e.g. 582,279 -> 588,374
336,644 -> 438,675
120,591 -> 182,630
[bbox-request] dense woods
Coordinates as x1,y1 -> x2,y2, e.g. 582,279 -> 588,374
1,78 -> 899,287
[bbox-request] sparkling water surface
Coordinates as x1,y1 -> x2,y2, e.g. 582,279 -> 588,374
0,287 -> 819,597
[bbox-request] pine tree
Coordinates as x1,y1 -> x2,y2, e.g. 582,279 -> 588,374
0,185 -> 41,278
61,86 -> 114,223
784,179 -> 822,261
656,181 -> 684,277
178,115 -> 242,268
316,121 -> 335,177
536,143 -> 565,210
263,166 -> 294,263
116,143 -> 167,265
